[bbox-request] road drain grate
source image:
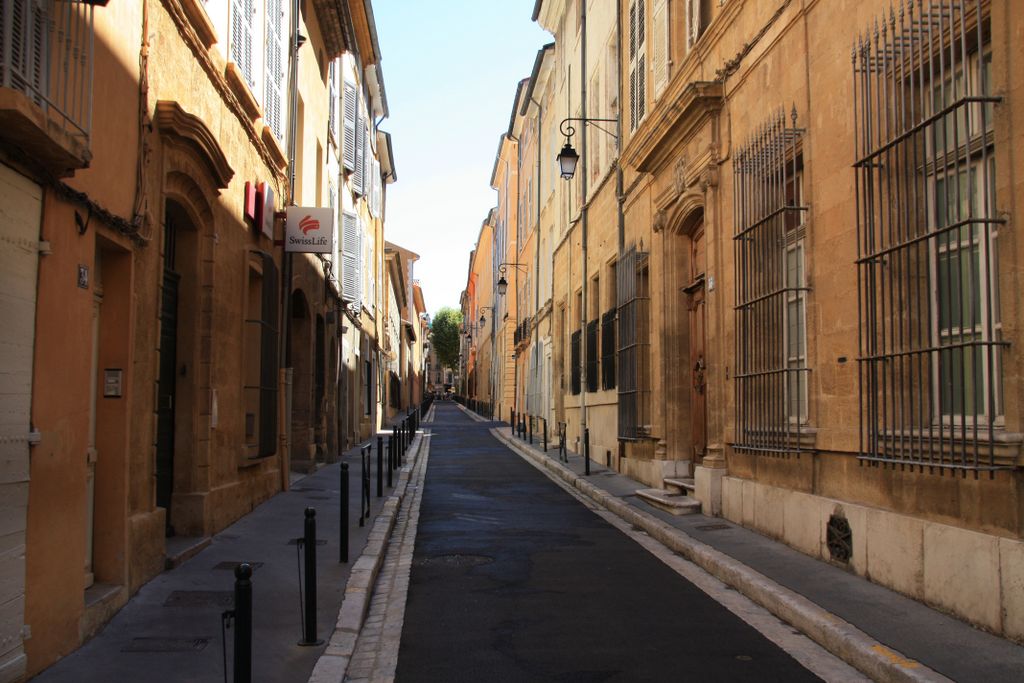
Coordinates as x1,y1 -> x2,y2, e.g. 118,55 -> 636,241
287,538 -> 327,545
212,561 -> 263,572
163,591 -> 234,608
695,523 -> 733,532
413,554 -> 494,568
122,637 -> 209,652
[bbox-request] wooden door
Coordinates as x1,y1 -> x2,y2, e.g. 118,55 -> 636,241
688,230 -> 708,464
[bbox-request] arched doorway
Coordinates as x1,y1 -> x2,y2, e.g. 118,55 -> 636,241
157,200 -> 198,536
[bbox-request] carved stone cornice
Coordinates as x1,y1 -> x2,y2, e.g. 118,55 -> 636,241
178,0 -> 216,48
155,100 -> 234,189
623,81 -> 724,175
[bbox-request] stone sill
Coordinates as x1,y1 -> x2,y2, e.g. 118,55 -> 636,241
179,0 -> 217,48
225,63 -> 261,121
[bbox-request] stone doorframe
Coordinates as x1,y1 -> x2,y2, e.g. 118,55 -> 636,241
154,100 -> 233,535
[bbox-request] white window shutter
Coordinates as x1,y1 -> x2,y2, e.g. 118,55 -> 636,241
264,0 -> 284,140
343,81 -> 357,170
231,0 -> 255,86
353,106 -> 365,195
342,211 -> 361,306
362,122 -> 372,197
651,0 -> 668,98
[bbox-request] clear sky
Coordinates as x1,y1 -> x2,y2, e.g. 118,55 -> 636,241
374,0 -> 550,318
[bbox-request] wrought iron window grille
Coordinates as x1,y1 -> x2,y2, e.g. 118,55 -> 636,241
733,107 -> 811,456
853,0 -> 1009,475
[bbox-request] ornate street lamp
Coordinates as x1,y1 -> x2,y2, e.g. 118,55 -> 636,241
556,117 -> 619,181
495,262 -> 529,297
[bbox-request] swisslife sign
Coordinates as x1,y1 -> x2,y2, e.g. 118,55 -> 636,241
285,207 -> 336,253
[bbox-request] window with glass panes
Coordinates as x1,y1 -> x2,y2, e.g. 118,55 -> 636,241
854,0 -> 1005,471
733,109 -> 809,453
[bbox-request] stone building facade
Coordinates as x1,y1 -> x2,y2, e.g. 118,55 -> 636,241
464,0 -> 1024,642
0,0 -> 396,677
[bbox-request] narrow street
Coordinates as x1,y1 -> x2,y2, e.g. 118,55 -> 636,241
393,403 -> 830,682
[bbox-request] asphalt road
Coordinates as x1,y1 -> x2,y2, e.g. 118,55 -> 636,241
396,404 -> 822,682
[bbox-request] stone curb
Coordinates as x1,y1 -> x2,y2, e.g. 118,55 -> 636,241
454,402 -> 487,423
493,427 -> 954,683
307,430 -> 428,683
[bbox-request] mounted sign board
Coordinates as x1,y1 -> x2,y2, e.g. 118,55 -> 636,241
285,206 -> 335,253
258,182 -> 275,238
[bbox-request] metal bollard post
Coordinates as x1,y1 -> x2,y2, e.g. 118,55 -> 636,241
387,437 -> 393,487
299,508 -> 323,646
528,416 -> 533,444
233,563 -> 253,683
584,428 -> 591,476
607,450 -> 612,467
543,418 -> 548,452
510,407 -> 514,426
376,439 -> 383,498
339,464 -> 349,563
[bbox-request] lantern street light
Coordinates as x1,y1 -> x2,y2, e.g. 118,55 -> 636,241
556,117 -> 619,181
495,262 -> 529,297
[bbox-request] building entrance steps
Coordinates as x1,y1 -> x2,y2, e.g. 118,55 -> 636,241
31,425 -> 425,683
479,406 -> 1024,683
635,487 -> 703,515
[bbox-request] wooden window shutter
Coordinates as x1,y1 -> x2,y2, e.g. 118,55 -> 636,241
341,211 -> 361,306
628,0 -> 647,131
362,122 -> 372,198
353,106 -> 365,195
231,0 -> 255,86
328,61 -> 338,140
651,0 -> 668,99
264,0 -> 284,140
343,80 -> 357,170
258,252 -> 279,457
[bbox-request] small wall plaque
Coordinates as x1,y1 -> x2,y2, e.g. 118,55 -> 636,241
103,369 -> 123,398
77,265 -> 89,289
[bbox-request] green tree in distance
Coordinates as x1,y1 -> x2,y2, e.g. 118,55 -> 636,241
431,307 -> 463,372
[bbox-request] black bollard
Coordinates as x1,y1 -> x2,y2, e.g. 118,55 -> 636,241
376,438 -> 383,498
387,437 -> 393,488
584,428 -> 591,476
233,563 -> 253,683
339,464 -> 349,563
543,419 -> 548,452
529,416 -> 533,444
510,407 -> 514,426
298,508 -> 323,646
607,450 -> 612,467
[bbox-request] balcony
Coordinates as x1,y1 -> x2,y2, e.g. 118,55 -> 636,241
0,0 -> 102,176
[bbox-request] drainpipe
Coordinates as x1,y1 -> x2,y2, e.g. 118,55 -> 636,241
579,0 -> 589,445
279,0 -> 302,489
532,96 -> 542,421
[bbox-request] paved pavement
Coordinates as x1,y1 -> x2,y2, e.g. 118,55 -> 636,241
33,424 -> 414,683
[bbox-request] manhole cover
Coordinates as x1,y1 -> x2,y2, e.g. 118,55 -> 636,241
286,538 -> 328,545
122,637 -> 209,653
413,554 -> 494,568
212,561 -> 263,572
163,591 -> 233,608
696,523 -> 733,532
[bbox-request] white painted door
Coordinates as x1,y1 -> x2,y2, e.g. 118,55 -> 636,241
0,162 -> 42,678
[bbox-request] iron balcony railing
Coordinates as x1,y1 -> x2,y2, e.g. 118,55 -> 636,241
1,0 -> 96,142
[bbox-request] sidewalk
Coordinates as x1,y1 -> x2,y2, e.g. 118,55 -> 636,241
474,407 -> 1024,683
33,419 -> 425,683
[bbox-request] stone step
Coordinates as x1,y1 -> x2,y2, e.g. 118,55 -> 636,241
663,477 -> 696,495
635,488 -> 702,516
